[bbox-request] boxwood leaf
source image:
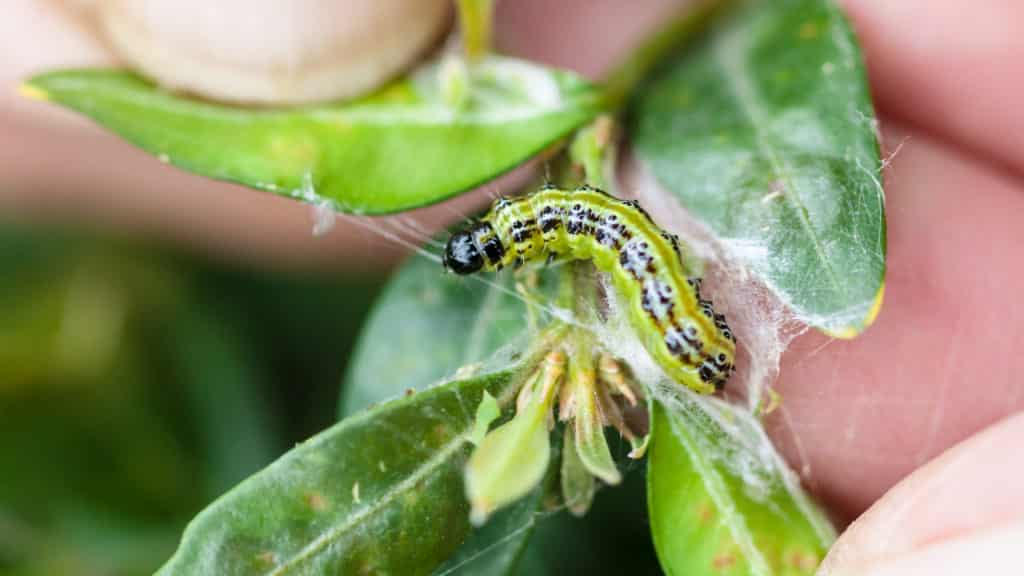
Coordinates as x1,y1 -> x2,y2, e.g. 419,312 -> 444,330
628,0 -> 886,337
433,484 -> 544,576
158,370 -> 523,575
22,57 -> 602,215
465,382 -> 553,526
338,251 -> 563,575
647,400 -> 834,576
339,255 -> 558,417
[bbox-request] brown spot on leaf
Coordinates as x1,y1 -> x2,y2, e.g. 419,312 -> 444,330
255,551 -> 277,569
304,490 -> 328,512
712,552 -> 737,571
696,502 -> 715,525
799,21 -> 820,40
432,423 -> 450,443
788,549 -> 820,572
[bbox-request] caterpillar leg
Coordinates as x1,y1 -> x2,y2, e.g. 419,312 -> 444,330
544,250 -> 575,269
661,230 -> 705,276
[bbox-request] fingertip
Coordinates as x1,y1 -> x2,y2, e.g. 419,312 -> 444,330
820,412 -> 1024,574
824,522 -> 1024,576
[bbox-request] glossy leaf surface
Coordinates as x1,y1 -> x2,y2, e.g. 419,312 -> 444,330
339,255 -> 557,417
159,371 -> 521,575
629,0 -> 885,336
338,250 -> 561,575
24,57 -> 602,215
647,400 -> 834,576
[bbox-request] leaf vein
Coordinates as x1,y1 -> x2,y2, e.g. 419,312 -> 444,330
664,411 -> 771,576
710,16 -> 847,306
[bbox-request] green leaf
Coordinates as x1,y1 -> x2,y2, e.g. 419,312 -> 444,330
170,309 -> 279,498
647,400 -> 834,576
158,371 -> 522,575
433,484 -> 543,576
464,375 -> 553,526
23,57 -> 602,215
566,362 -> 620,487
338,249 -> 563,574
339,255 -> 557,417
559,425 -> 595,517
469,391 -> 501,446
629,0 -> 885,337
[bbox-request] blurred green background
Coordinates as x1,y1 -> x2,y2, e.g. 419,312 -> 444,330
0,218 -> 385,576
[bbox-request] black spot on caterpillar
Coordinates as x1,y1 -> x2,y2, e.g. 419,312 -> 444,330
443,186 -> 736,394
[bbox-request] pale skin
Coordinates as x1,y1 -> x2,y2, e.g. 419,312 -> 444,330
3,1 -> 1022,573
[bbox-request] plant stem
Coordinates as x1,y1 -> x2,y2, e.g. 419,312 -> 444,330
569,116 -> 614,189
457,0 -> 495,62
557,262 -> 577,311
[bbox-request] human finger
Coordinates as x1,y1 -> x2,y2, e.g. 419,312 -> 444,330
498,1 -> 1024,522
767,120 -> 1024,521
496,0 -> 689,78
818,411 -> 1024,575
4,0 -> 449,105
838,524 -> 1024,576
840,0 -> 1024,175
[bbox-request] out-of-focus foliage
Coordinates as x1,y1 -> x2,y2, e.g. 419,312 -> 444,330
0,220 -> 383,576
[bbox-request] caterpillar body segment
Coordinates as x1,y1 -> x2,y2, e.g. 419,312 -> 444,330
443,186 -> 736,394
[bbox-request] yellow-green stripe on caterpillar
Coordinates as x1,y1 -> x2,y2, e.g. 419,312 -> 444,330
443,185 -> 736,394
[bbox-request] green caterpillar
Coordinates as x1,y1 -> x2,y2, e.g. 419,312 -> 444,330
443,185 -> 736,394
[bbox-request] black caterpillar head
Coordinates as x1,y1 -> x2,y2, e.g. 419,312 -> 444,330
443,229 -> 484,275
